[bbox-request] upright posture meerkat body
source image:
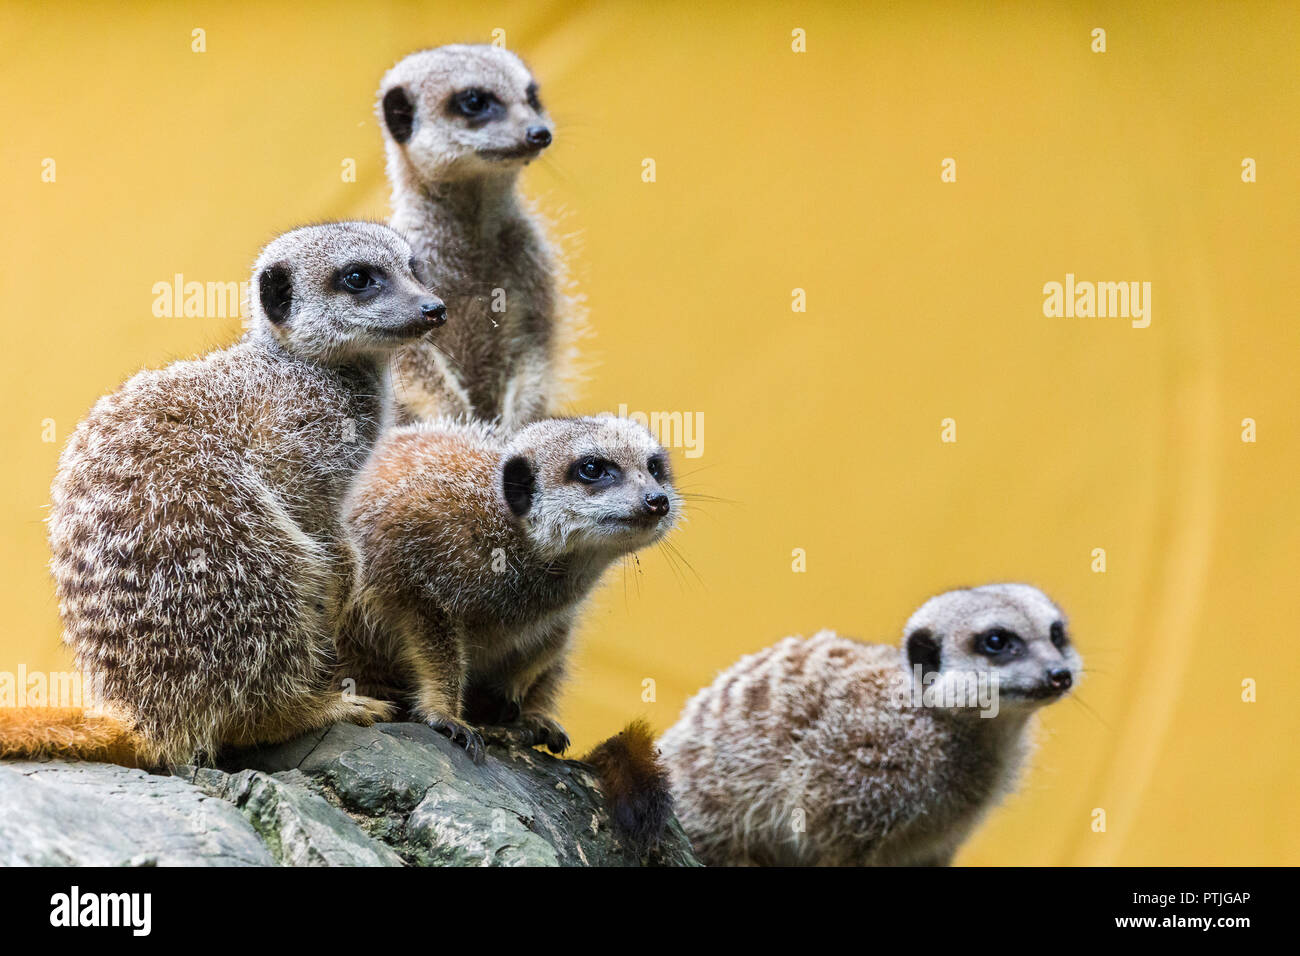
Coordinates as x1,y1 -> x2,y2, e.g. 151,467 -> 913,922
659,584 -> 1082,866
378,45 -> 563,430
2,222 -> 446,767
340,415 -> 678,762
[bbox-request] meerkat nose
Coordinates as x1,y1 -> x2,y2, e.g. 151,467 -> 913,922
1047,667 -> 1072,690
525,126 -> 552,148
644,492 -> 669,517
420,300 -> 448,326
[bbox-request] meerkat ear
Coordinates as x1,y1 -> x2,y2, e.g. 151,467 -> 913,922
906,628 -> 941,678
382,86 -> 416,144
258,264 -> 293,324
502,455 -> 536,517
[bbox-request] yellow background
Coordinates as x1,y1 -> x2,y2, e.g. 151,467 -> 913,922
2,1 -> 1297,865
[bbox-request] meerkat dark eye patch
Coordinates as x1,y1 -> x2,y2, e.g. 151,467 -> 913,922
568,456 -> 619,486
502,455 -> 536,517
382,86 -> 416,143
906,628 -> 941,679
332,264 -> 385,297
975,628 -> 1023,657
1050,620 -> 1068,649
448,88 -> 505,125
258,263 -> 293,324
526,82 -> 543,112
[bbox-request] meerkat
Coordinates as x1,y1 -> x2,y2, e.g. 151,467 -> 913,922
658,584 -> 1083,866
339,414 -> 678,763
0,222 -> 447,767
377,44 -> 568,430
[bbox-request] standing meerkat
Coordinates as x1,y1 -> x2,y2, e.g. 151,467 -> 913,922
340,415 -> 678,763
378,44 -> 567,430
658,584 -> 1083,866
0,222 -> 447,767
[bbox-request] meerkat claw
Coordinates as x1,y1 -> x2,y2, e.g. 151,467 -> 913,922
426,716 -> 486,765
521,715 -> 569,754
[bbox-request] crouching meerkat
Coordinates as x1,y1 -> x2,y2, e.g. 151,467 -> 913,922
377,44 -> 568,430
658,584 -> 1083,866
0,222 -> 447,767
339,415 -> 678,763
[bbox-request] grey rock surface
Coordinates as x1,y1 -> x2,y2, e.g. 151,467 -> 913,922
1,722 -> 700,867
0,761 -> 272,866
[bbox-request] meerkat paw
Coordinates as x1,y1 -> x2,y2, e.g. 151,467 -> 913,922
424,713 -> 486,765
478,712 -> 569,754
518,713 -> 570,755
342,695 -> 398,725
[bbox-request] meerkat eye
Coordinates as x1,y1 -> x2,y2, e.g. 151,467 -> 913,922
453,88 -> 491,117
1050,621 -> 1068,649
340,268 -> 376,293
570,457 -> 618,485
647,456 -> 665,480
526,83 -> 543,112
976,629 -> 1018,656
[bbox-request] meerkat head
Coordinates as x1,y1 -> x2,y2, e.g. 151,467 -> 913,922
249,222 -> 447,365
498,416 -> 678,560
378,45 -> 553,184
901,583 -> 1082,717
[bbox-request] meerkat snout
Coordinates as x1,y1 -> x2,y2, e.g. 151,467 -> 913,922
644,492 -> 670,517
420,300 -> 448,325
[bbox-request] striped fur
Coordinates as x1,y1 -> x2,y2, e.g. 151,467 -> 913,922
35,222 -> 438,766
659,584 -> 1082,866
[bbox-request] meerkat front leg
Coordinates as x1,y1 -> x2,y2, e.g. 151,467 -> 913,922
474,626 -> 571,754
514,662 -> 570,754
396,605 -> 485,763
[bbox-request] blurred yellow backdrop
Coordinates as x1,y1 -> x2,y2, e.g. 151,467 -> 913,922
2,1 -> 1297,865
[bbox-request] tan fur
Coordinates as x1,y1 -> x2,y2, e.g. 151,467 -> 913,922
581,719 -> 674,852
658,584 -> 1083,866
0,707 -> 144,767
340,415 -> 678,762
378,44 -> 580,431
11,222 -> 444,767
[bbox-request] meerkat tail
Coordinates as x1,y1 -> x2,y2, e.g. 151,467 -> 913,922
0,707 -> 147,768
582,718 -> 674,854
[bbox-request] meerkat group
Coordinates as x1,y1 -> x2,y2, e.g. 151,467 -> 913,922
0,44 -> 1083,866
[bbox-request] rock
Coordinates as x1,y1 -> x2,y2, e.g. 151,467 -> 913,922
183,767 -> 405,867
0,722 -> 701,867
0,761 -> 272,866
